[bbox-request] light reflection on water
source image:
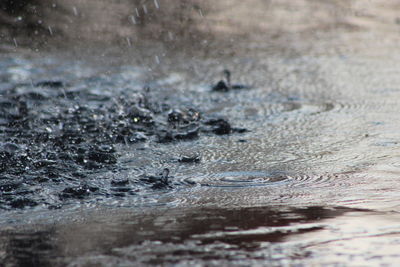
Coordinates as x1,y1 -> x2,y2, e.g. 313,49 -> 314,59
2,206 -> 400,266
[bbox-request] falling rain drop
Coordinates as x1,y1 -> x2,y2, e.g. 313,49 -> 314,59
155,55 -> 160,64
130,15 -> 137,25
154,0 -> 160,9
61,89 -> 67,99
143,5 -> 148,14
73,6 -> 78,16
13,38 -> 18,47
135,8 -> 140,17
199,9 -> 204,17
168,31 -> 174,40
126,37 -> 132,46
48,26 -> 53,35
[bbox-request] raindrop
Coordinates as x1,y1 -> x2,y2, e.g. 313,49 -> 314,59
155,55 -> 160,64
199,9 -> 204,17
61,89 -> 67,98
135,8 -> 140,17
126,37 -> 132,46
130,15 -> 137,25
72,6 -> 78,16
143,5 -> 148,14
168,31 -> 174,40
48,26 -> 53,35
13,38 -> 18,47
154,0 -> 160,9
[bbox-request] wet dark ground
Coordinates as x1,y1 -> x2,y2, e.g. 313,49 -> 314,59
3,0 -> 400,266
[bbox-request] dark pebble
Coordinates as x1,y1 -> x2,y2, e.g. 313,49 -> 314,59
60,184 -> 98,199
10,198 -> 37,208
35,81 -> 65,88
111,179 -> 129,186
212,80 -> 230,92
88,151 -> 117,164
205,119 -> 232,135
178,155 -> 201,163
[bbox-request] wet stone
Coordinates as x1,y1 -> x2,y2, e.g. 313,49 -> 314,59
9,198 -> 37,209
211,70 -> 251,92
168,108 -> 201,125
35,80 -> 65,88
0,75 -> 245,209
205,119 -> 232,135
174,127 -> 199,140
111,178 -> 130,186
212,80 -> 230,92
139,168 -> 172,190
0,181 -> 22,192
232,128 -> 249,134
88,150 -> 117,164
178,155 -> 201,163
60,185 -> 99,200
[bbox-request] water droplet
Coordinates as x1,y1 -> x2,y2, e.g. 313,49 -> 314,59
135,8 -> 140,17
130,15 -> 137,25
155,55 -> 160,64
143,5 -> 148,14
73,6 -> 78,16
13,38 -> 18,47
48,26 -> 53,35
154,0 -> 160,9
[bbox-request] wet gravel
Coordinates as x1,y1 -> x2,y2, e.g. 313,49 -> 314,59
0,75 -> 246,210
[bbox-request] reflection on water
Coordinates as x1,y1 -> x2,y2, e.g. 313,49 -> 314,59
2,205 -> 400,266
0,230 -> 56,267
1,205 -> 386,266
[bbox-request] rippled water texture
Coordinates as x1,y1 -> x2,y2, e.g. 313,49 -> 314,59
2,0 -> 400,266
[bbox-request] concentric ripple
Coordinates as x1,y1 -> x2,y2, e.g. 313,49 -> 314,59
186,171 -> 288,188
181,170 -> 350,189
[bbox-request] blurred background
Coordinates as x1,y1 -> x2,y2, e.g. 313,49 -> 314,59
1,0 -> 399,53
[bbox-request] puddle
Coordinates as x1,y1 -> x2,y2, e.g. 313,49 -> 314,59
2,0 -> 400,266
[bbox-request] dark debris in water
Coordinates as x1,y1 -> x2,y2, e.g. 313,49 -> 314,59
212,70 -> 251,92
139,168 -> 172,190
178,155 -> 201,163
35,80 -> 66,88
0,79 -> 246,210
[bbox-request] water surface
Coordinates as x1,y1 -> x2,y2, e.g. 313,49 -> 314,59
2,1 -> 400,266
